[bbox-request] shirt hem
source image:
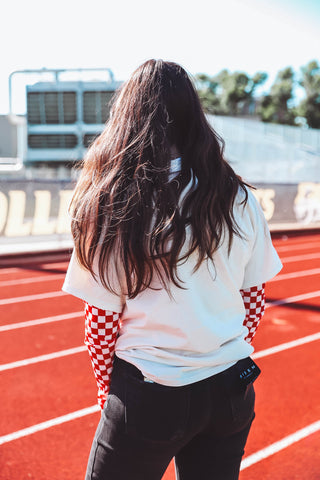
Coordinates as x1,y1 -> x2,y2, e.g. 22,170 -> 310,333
241,262 -> 282,290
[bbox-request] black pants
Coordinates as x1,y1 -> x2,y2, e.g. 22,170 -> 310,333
85,356 -> 256,480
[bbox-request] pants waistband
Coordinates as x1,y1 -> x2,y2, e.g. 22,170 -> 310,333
113,355 -> 254,387
114,355 -> 145,380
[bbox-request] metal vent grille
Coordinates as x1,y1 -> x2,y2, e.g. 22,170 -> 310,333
83,91 -> 114,124
83,133 -> 99,148
28,134 -> 78,149
27,92 -> 77,124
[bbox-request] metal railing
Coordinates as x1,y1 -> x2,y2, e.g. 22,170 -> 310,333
209,115 -> 320,184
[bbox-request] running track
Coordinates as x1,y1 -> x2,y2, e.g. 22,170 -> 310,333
0,232 -> 319,479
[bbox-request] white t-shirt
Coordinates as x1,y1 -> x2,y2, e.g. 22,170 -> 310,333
63,185 -> 282,386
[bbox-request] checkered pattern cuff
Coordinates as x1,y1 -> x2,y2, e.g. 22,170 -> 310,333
84,303 -> 120,409
240,283 -> 266,343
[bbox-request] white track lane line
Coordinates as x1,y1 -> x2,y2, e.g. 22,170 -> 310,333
0,311 -> 84,332
1,240 -> 319,457
252,332 -> 320,360
1,331 -> 319,373
0,274 -> 64,287
0,268 -> 21,275
0,263 -> 68,276
40,261 -> 69,269
0,290 -> 67,305
0,346 -> 86,372
1,268 -> 318,307
240,419 -> 320,470
0,375 -> 319,464
1,410 -> 319,468
266,290 -> 320,308
0,405 -> 100,445
281,252 -> 320,263
269,268 -> 320,282
0,291 -> 319,370
1,265 -> 318,288
2,264 -> 318,288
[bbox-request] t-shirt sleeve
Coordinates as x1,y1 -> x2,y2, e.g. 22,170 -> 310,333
62,250 -> 126,313
241,190 -> 282,289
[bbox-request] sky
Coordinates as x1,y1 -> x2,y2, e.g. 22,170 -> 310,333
2,0 -> 320,114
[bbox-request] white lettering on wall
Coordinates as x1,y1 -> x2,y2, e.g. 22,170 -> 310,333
252,189 -> 275,221
294,182 -> 320,224
32,191 -> 56,235
5,191 -> 32,236
56,190 -> 73,234
0,190 -> 73,237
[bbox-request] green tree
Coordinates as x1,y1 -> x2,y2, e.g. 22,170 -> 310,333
297,60 -> 320,129
216,70 -> 267,115
259,67 -> 295,125
195,73 -> 221,114
196,70 -> 267,116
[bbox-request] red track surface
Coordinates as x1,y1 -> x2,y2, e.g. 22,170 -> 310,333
1,232 -> 320,480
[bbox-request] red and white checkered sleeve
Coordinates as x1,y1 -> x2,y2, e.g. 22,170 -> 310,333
240,284 -> 266,344
84,302 -> 120,409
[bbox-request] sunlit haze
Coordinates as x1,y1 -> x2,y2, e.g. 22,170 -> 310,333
2,0 -> 320,114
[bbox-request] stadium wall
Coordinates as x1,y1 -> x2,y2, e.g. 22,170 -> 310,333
0,179 -> 319,255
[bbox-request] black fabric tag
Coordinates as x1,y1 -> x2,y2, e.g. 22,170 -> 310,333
234,357 -> 261,389
219,357 -> 261,394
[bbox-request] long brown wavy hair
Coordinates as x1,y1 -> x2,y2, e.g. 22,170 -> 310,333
70,59 -> 248,299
